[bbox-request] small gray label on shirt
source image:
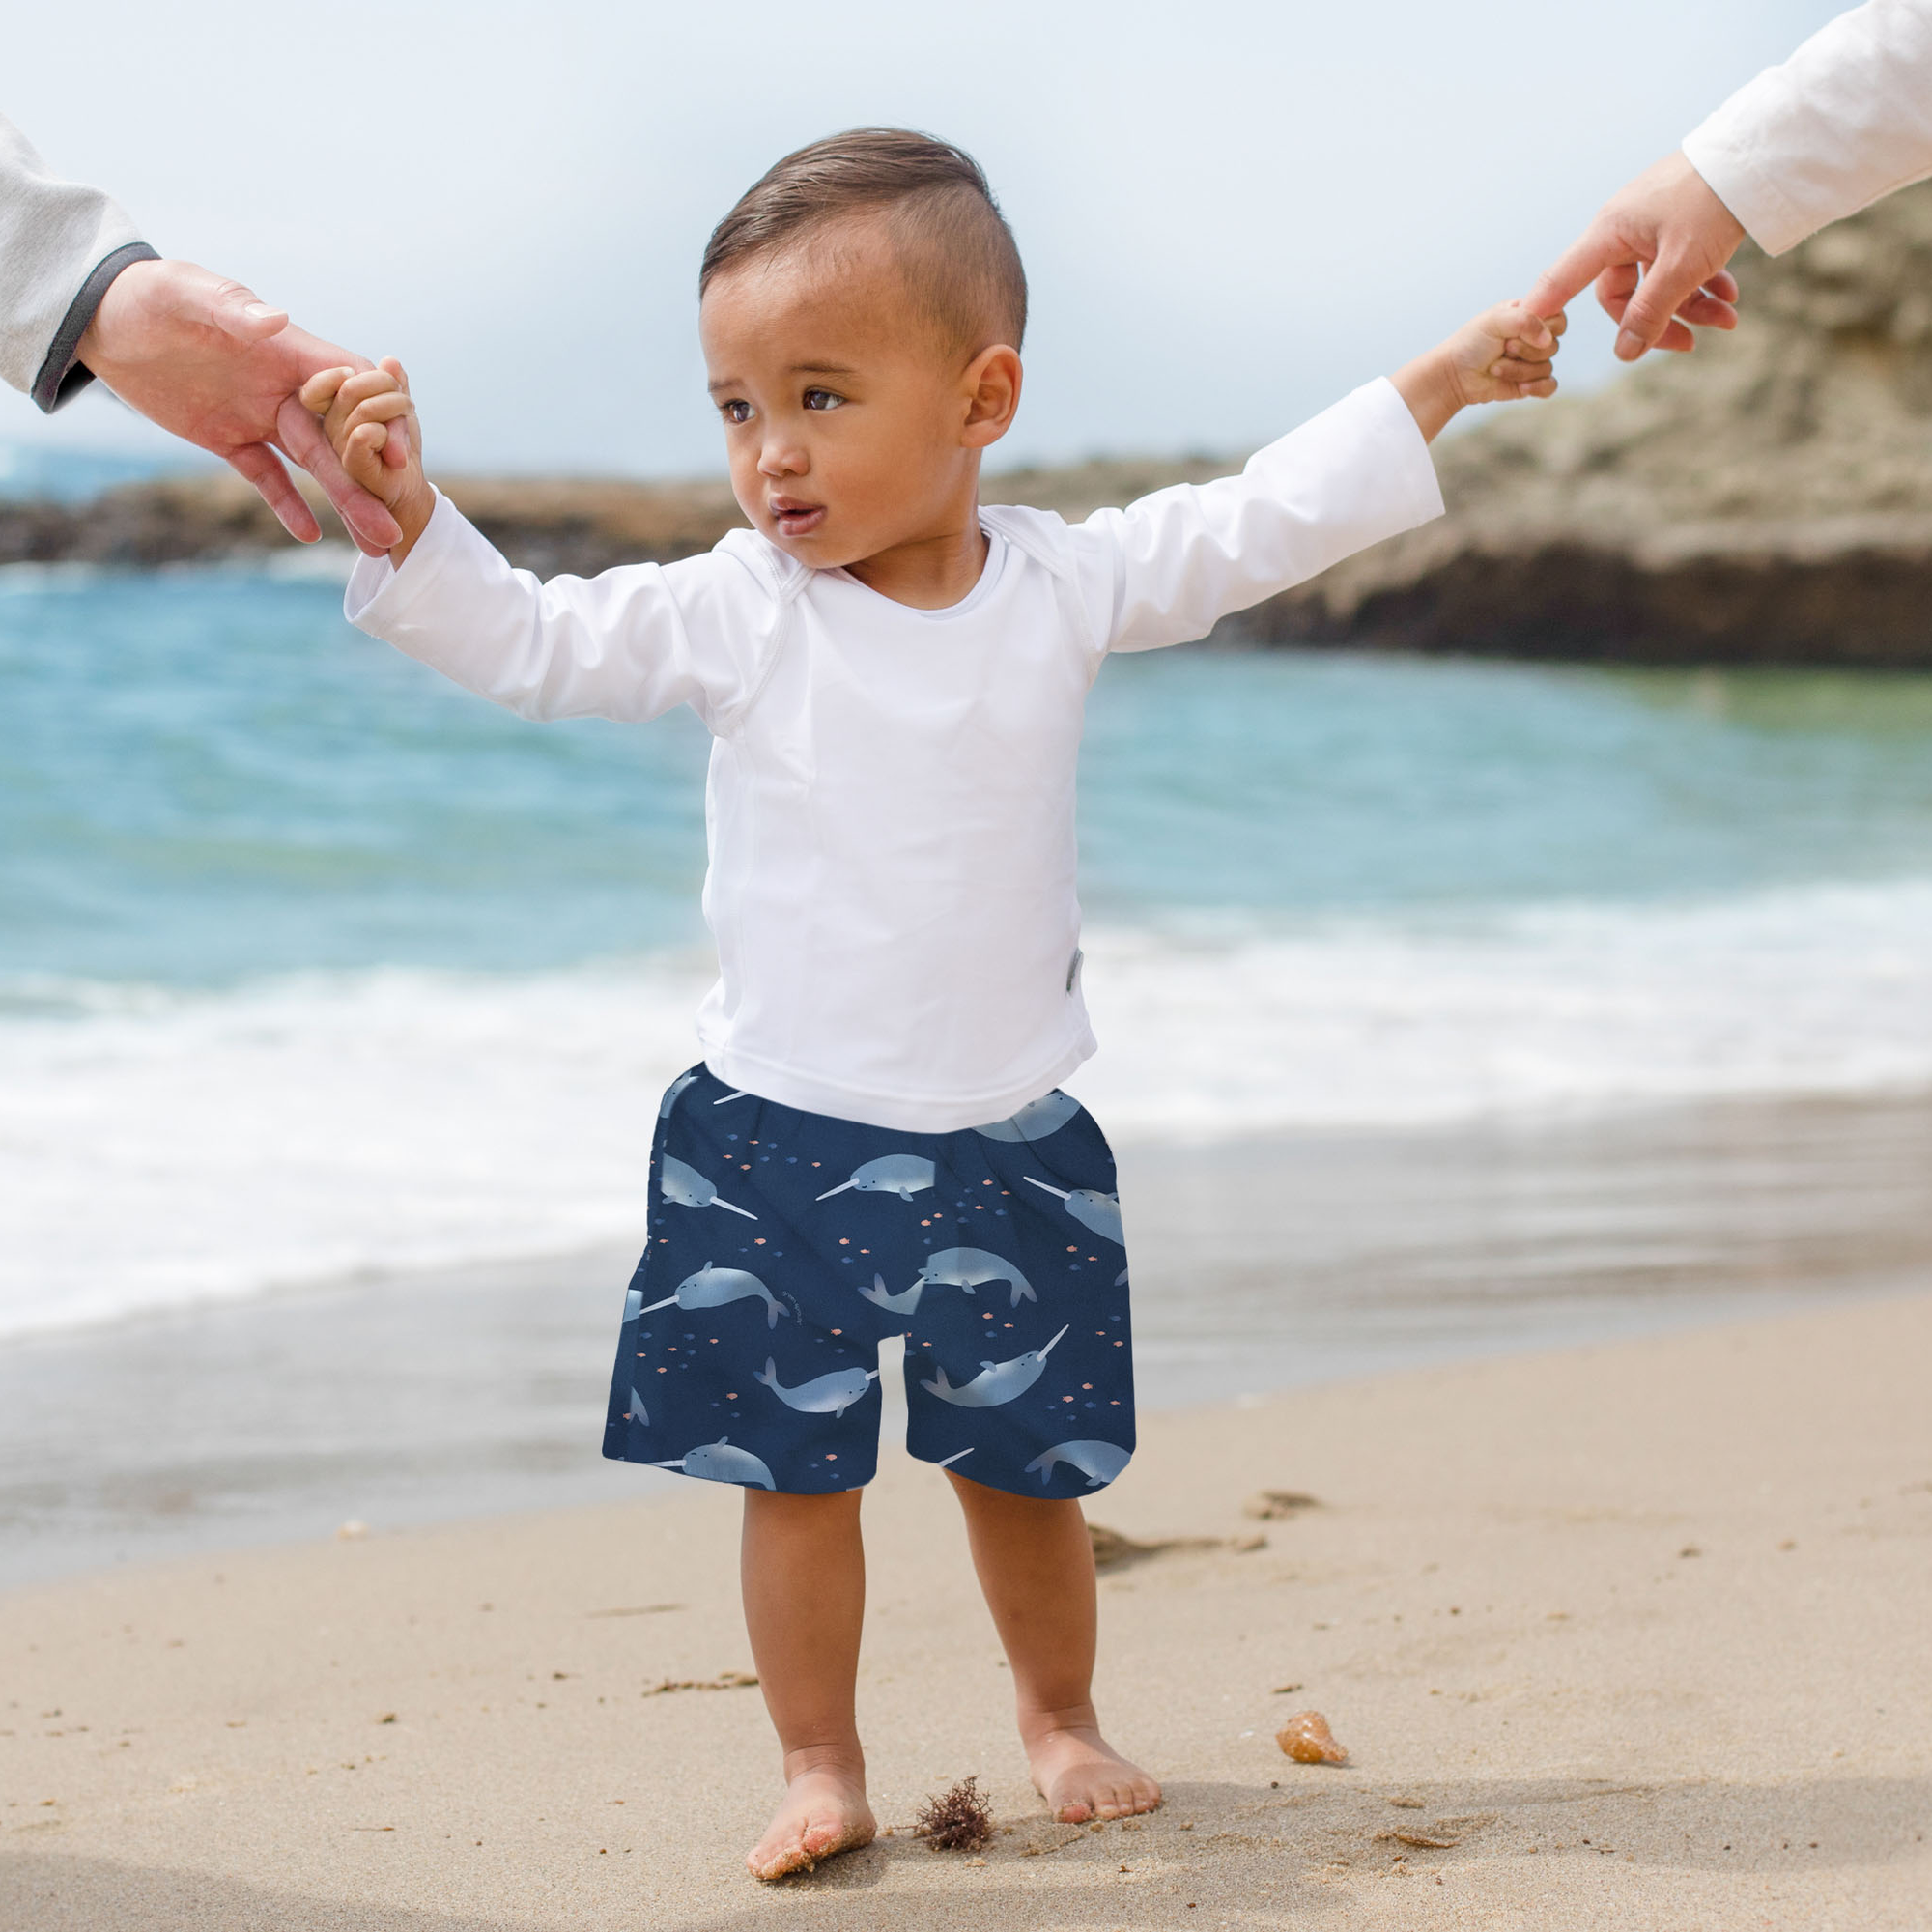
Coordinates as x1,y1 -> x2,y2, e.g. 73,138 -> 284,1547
1066,947 -> 1084,994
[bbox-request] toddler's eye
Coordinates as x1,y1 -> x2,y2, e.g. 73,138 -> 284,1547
803,388 -> 844,412
722,399 -> 753,425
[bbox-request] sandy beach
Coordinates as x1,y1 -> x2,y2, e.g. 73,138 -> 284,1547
4,1286 -> 1927,1930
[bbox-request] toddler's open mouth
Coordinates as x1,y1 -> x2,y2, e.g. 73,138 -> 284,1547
768,497 -> 827,539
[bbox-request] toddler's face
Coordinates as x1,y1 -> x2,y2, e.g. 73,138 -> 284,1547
700,219 -> 1003,571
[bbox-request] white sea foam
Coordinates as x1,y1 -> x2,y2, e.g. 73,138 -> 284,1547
1070,880 -> 1932,1138
0,559 -> 105,593
6,879 -> 1932,1340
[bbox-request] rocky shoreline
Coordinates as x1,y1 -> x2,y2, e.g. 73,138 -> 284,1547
0,458 -> 1231,582
8,187 -> 1932,664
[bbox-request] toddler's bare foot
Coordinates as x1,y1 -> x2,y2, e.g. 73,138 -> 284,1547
1027,1722 -> 1162,1823
746,1761 -> 877,1882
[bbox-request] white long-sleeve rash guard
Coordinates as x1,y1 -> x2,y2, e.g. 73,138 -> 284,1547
346,376 -> 1443,1133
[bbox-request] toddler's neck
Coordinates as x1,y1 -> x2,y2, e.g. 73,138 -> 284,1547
839,499 -> 991,611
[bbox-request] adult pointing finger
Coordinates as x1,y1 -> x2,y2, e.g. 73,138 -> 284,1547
1525,154 -> 1745,360
1529,2 -> 1932,362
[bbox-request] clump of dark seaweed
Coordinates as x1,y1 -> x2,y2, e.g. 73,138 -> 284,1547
914,1776 -> 993,1852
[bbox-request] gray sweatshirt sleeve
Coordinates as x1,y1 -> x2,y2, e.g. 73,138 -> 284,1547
0,112 -> 156,411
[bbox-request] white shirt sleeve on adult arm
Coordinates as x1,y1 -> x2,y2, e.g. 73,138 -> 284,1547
343,491 -> 776,731
1077,377 -> 1443,655
1682,0 -> 1932,255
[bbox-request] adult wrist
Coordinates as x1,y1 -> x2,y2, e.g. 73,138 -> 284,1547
30,241 -> 161,413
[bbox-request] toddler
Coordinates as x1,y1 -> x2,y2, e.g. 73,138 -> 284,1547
303,127 -> 1561,1882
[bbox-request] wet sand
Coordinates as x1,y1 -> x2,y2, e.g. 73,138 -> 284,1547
6,1090 -> 1930,1589
3,1287 -> 1929,1929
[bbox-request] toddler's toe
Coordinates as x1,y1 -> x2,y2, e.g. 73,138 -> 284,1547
1030,1724 -> 1161,1827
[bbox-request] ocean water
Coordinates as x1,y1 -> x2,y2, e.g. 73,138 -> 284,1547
7,559 -> 1932,1343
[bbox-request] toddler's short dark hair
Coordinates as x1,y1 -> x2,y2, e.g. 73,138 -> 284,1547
700,128 -> 1028,353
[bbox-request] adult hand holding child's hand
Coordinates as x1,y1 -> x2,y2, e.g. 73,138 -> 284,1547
300,357 -> 434,561
76,259 -> 405,557
1391,299 -> 1566,443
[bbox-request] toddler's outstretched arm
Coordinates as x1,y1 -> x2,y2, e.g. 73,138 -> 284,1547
299,359 -> 436,562
1391,301 -> 1566,443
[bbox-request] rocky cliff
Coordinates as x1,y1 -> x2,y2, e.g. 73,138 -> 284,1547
0,470 -> 754,577
7,185 -> 1930,662
1246,181 -> 1932,664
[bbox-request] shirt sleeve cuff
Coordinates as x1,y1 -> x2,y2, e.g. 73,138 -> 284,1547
30,241 -> 160,412
1681,125 -> 1806,257
343,489 -> 476,643
1358,373 -> 1447,529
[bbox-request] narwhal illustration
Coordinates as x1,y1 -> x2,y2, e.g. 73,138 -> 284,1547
1024,1439 -> 1131,1488
660,1154 -> 758,1219
649,1437 -> 776,1490
659,1069 -> 700,1118
753,1357 -> 880,1417
623,1386 -> 650,1426
815,1154 -> 935,1203
1021,1176 -> 1123,1245
638,1262 -> 790,1329
971,1091 -> 1081,1144
920,1325 -> 1069,1408
855,1245 -> 1035,1318
915,1246 -> 1037,1309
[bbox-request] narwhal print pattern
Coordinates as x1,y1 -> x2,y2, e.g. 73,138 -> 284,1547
603,1065 -> 1134,1499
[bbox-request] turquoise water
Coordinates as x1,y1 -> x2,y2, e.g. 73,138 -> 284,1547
6,563 -> 1932,1343
8,569 -> 1932,988
3,572 -> 707,984
1081,653 -> 1932,921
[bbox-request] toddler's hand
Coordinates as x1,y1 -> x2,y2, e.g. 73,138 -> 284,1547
298,357 -> 434,560
1439,300 -> 1565,408
1391,300 -> 1566,444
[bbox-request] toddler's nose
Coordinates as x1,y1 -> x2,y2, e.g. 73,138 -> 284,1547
757,436 -> 807,480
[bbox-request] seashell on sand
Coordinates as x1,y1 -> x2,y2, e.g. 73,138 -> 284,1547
1276,1710 -> 1349,1764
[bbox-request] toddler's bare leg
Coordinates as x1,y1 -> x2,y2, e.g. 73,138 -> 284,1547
946,1470 -> 1161,1823
740,1489 -> 877,1881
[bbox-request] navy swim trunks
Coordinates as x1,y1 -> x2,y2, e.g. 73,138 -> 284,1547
601,1065 -> 1134,1500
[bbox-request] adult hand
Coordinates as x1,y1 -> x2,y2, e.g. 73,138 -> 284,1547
76,259 -> 402,554
1526,153 -> 1748,360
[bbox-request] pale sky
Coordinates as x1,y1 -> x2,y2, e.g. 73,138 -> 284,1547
4,0 -> 1843,479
